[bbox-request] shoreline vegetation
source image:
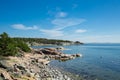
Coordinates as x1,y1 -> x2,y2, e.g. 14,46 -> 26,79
0,32 -> 84,80
13,37 -> 83,46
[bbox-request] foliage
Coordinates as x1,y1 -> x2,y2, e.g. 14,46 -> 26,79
16,40 -> 31,52
0,32 -> 17,56
0,32 -> 31,56
13,37 -> 73,45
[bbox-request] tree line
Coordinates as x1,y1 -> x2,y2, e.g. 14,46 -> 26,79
13,37 -> 73,45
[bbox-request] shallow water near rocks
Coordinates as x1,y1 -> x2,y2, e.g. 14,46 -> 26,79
33,43 -> 120,80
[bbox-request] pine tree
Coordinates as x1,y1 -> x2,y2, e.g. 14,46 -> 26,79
0,32 -> 17,56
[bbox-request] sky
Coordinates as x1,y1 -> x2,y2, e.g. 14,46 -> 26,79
0,0 -> 120,43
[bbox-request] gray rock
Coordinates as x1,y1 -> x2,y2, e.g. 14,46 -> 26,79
63,75 -> 68,79
30,73 -> 35,77
0,61 -> 10,69
12,72 -> 21,78
46,77 -> 52,80
76,54 -> 82,57
30,68 -> 34,73
0,76 -> 3,80
16,65 -> 26,71
21,70 -> 26,75
0,61 -> 13,72
26,72 -> 31,77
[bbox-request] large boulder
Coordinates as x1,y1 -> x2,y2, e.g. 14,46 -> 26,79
16,65 -> 26,71
35,50 -> 44,55
76,54 -> 82,57
0,61 -> 12,71
44,48 -> 56,51
60,54 -> 70,58
41,49 -> 61,55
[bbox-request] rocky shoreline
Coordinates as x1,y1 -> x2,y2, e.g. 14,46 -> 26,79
0,47 -> 83,80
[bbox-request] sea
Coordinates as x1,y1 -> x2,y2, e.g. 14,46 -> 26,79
32,43 -> 120,80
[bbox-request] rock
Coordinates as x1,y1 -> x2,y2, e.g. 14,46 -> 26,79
26,69 -> 30,73
56,46 -> 65,50
16,64 -> 26,71
0,71 -> 13,80
12,72 -> 22,78
0,61 -> 13,73
0,76 -> 3,80
21,70 -> 26,75
58,54 -> 78,61
13,67 -> 19,72
35,58 -> 39,63
55,55 -> 61,60
60,54 -> 70,58
35,50 -> 44,55
39,59 -> 50,65
41,49 -> 52,55
26,72 -> 31,77
46,77 -> 52,80
52,51 -> 61,55
63,75 -> 68,80
29,73 -> 35,77
67,77 -> 71,80
44,55 -> 49,59
44,48 -> 56,51
41,49 -> 61,55
34,73 -> 40,78
0,61 -> 11,70
71,54 -> 76,57
31,58 -> 39,64
60,58 -> 69,61
76,54 -> 82,57
30,68 -> 34,73
69,56 -> 75,59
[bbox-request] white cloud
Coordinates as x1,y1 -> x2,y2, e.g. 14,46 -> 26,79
47,8 -> 67,18
12,24 -> 38,30
75,29 -> 87,33
39,18 -> 85,37
38,18 -> 86,38
56,12 -> 67,18
40,29 -> 64,37
52,18 -> 86,30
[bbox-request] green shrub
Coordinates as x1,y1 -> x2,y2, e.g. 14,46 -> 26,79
16,40 -> 31,52
0,32 -> 31,56
0,32 -> 18,56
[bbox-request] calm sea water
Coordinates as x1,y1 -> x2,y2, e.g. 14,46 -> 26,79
33,43 -> 120,80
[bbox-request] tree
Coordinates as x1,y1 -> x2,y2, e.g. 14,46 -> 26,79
16,40 -> 31,52
0,32 -> 31,56
0,32 -> 18,56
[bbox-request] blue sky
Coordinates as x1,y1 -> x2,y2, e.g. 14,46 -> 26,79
0,0 -> 120,43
